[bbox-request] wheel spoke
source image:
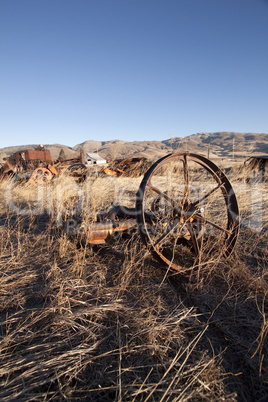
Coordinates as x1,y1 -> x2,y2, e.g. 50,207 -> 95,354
183,154 -> 189,198
192,182 -> 225,208
194,213 -> 232,235
186,223 -> 199,256
153,219 -> 181,248
147,184 -> 178,205
153,207 -> 198,248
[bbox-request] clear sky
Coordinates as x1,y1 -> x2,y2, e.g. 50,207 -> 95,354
0,0 -> 268,148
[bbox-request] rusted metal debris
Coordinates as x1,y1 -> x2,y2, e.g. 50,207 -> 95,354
0,145 -> 52,177
0,146 -> 152,184
66,205 -> 137,244
105,157 -> 151,177
0,142 -> 154,184
65,153 -> 240,273
0,146 -> 86,184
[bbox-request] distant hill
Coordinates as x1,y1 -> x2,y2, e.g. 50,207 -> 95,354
0,132 -> 267,163
72,132 -> 268,160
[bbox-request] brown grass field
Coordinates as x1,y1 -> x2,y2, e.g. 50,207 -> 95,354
0,160 -> 267,401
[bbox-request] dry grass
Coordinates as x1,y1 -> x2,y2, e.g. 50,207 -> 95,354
0,163 -> 267,401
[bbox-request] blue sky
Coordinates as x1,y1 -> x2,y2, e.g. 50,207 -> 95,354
0,0 -> 268,148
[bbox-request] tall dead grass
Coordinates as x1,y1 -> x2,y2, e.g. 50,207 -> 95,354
0,164 -> 267,401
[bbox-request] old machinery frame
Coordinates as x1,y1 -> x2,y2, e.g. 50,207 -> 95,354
67,153 -> 239,273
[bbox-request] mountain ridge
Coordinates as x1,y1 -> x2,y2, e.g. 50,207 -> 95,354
0,132 -> 267,163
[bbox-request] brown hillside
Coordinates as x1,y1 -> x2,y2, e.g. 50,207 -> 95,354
0,132 -> 267,163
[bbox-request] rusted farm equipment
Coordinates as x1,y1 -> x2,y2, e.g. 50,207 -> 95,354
0,146 -> 53,178
0,146 -> 87,184
104,157 -> 151,177
76,157 -> 151,178
66,153 -> 240,272
28,149 -> 88,184
0,147 -> 153,184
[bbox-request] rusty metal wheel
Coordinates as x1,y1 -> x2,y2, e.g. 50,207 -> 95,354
136,153 -> 239,272
68,163 -> 88,182
30,167 -> 53,185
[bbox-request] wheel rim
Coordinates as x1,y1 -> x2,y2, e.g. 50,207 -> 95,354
136,153 -> 239,272
68,163 -> 87,182
31,168 -> 53,185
